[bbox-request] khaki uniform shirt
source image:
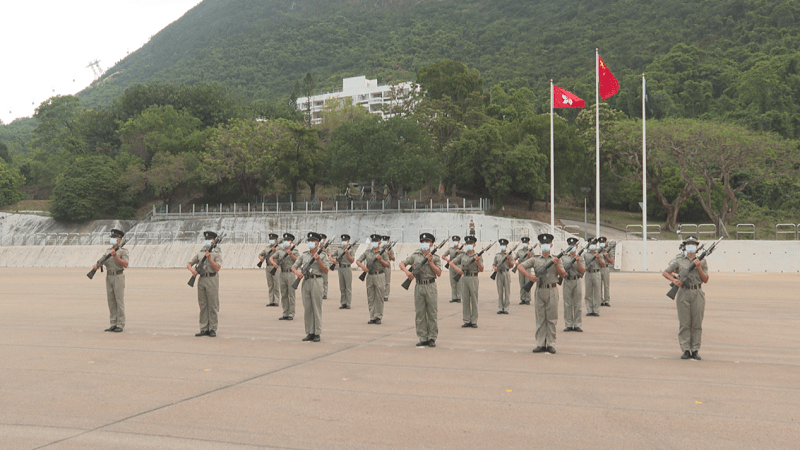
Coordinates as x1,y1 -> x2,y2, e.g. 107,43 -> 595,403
581,252 -> 603,272
292,251 -> 331,276
443,246 -> 462,263
259,245 -> 278,262
562,254 -> 582,278
402,250 -> 442,281
189,247 -> 223,274
274,246 -> 300,272
358,249 -> 388,273
664,255 -> 708,287
453,251 -> 483,273
515,247 -> 533,267
101,247 -> 129,271
522,255 -> 559,284
332,246 -> 354,267
493,252 -> 514,272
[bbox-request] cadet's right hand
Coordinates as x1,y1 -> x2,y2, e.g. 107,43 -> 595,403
92,264 -> 99,271
673,278 -> 683,287
190,269 -> 199,277
405,271 -> 414,280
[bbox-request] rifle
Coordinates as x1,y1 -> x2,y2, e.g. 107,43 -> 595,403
557,244 -> 590,285
256,245 -> 277,268
87,237 -> 130,279
444,243 -> 464,269
358,240 -> 397,282
188,233 -> 225,287
666,237 -> 723,299
454,241 -> 495,283
492,242 -> 520,280
511,242 -> 539,273
292,238 -> 335,290
401,237 -> 450,290
330,238 -> 359,270
522,244 -> 575,292
270,238 -> 306,275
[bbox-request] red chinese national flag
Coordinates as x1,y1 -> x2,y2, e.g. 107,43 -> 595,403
553,85 -> 585,108
598,55 -> 619,100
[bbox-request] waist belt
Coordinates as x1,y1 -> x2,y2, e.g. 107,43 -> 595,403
464,272 -> 479,277
538,283 -> 557,289
200,272 -> 216,278
305,274 -> 322,279
417,278 -> 436,285
565,275 -> 580,280
369,270 -> 384,275
107,270 -> 124,276
681,284 -> 702,290
587,269 -> 600,273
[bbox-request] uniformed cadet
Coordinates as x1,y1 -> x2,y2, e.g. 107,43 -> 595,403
270,233 -> 300,321
399,233 -> 442,347
492,238 -> 514,314
187,231 -> 222,337
292,232 -> 330,342
518,233 -> 566,354
515,237 -> 534,305
582,238 -> 606,317
662,236 -> 709,360
258,233 -> 280,307
320,233 -> 329,299
598,236 -> 614,307
451,235 -> 483,328
356,234 -> 390,324
441,236 -> 463,303
382,235 -> 395,302
561,237 -> 586,332
94,229 -> 129,333
331,234 -> 355,309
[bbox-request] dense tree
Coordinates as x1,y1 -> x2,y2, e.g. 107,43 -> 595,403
0,158 -> 25,207
51,155 -> 127,221
117,105 -> 205,165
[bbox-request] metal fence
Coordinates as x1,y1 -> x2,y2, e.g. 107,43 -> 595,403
0,230 -> 280,247
151,198 -> 490,220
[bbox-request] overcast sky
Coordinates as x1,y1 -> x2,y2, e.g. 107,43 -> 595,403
0,0 -> 201,125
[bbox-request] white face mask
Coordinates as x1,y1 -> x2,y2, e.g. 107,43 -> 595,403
685,244 -> 697,253
382,240 -> 388,245
500,245 -> 506,251
599,242 -> 606,248
522,243 -> 528,248
371,242 -> 379,249
465,244 -> 474,252
283,241 -> 291,248
307,242 -> 316,250
269,239 -> 275,245
343,241 -> 349,246
203,240 -> 212,247
453,241 -> 459,247
589,244 -> 597,251
420,242 -> 431,251
110,238 -> 118,245
541,244 -> 551,253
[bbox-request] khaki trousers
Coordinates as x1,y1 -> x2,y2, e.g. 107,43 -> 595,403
338,266 -> 352,307
461,275 -> 479,324
584,272 -> 601,314
302,277 -> 323,335
323,272 -> 329,298
265,269 -> 279,304
535,286 -> 559,347
198,275 -> 220,332
414,282 -> 438,342
448,266 -> 462,300
106,273 -> 126,329
601,267 -> 611,302
496,271 -> 511,311
366,273 -> 385,320
279,272 -> 296,318
518,270 -> 531,303
562,278 -> 582,328
676,288 -> 705,352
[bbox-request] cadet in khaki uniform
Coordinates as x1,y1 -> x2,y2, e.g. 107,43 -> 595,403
451,235 -> 483,328
518,233 -> 566,354
382,235 -> 395,302
441,236 -> 463,303
270,233 -> 300,320
187,231 -> 222,337
598,236 -> 614,307
560,237 -> 585,332
400,233 -> 442,347
331,234 -> 355,309
94,229 -> 129,332
356,234 -> 389,324
515,237 -> 534,305
492,238 -> 514,314
582,238 -> 606,317
258,233 -> 280,307
292,232 -> 330,342
320,233 -> 329,299
662,236 -> 709,361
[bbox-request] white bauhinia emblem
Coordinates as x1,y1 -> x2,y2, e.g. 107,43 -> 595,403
562,94 -> 573,106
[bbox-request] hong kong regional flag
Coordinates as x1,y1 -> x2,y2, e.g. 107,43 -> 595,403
598,55 -> 619,100
553,85 -> 585,108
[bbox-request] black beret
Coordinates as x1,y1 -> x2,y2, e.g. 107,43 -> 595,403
203,230 -> 218,239
537,233 -> 554,244
520,237 -> 530,243
382,235 -> 390,241
499,238 -> 509,246
320,233 -> 327,239
283,232 -> 295,241
598,236 -> 608,243
588,237 -> 598,245
341,234 -> 351,241
452,236 -> 461,241
419,232 -> 435,243
269,233 -> 279,239
683,236 -> 699,245
566,237 -> 579,246
464,235 -> 477,244
307,232 -> 322,242
370,234 -> 382,242
110,229 -> 125,238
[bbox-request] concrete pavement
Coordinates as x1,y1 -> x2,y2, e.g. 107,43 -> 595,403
1,268 -> 798,449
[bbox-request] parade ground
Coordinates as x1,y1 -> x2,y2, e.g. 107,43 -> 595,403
1,268 -> 798,449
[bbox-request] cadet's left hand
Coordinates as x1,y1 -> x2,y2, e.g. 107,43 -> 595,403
552,257 -> 560,266
693,259 -> 702,268
109,249 -> 117,257
205,251 -> 211,258
425,252 -> 433,262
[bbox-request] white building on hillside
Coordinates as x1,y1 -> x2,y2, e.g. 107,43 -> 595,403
296,76 -> 416,125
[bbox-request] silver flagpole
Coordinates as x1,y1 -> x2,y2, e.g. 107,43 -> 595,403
642,74 -> 648,272
550,79 -> 555,235
595,48 -> 600,238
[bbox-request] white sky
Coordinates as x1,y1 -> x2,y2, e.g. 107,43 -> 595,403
0,0 -> 201,125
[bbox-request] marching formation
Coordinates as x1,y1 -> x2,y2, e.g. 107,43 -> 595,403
89,228 -> 716,359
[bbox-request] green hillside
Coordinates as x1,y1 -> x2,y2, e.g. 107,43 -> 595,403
78,0 -> 800,137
